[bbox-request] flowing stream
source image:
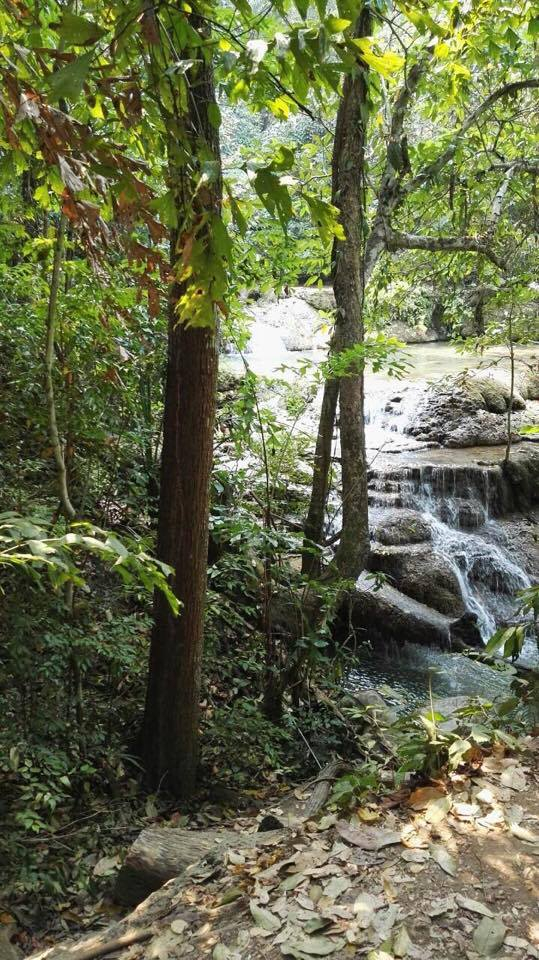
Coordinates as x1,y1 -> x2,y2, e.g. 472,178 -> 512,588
223,334 -> 537,707
358,382 -> 536,706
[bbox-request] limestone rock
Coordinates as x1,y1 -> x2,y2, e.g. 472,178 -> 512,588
405,363 -> 539,448
352,573 -> 452,649
369,543 -> 465,616
371,509 -> 432,546
386,318 -> 446,344
292,285 -> 335,312
450,612 -> 483,649
439,497 -> 486,529
470,369 -> 526,412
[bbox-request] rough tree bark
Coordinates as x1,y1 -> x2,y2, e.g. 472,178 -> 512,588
331,7 -> 372,579
141,17 -> 221,798
302,8 -> 372,580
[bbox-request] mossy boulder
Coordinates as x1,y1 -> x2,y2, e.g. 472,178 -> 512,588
471,371 -> 526,412
369,543 -> 465,617
371,509 -> 432,546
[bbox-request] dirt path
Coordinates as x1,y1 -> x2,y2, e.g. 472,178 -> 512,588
27,738 -> 539,960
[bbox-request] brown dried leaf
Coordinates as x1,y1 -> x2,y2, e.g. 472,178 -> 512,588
336,820 -> 401,851
407,786 -> 445,811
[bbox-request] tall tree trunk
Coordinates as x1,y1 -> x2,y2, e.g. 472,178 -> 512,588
303,8 -> 371,581
141,18 -> 221,798
332,11 -> 371,579
142,312 -> 218,796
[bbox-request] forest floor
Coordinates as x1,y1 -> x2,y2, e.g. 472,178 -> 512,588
21,735 -> 539,960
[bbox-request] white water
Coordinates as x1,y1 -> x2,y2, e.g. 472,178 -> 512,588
365,401 -> 533,645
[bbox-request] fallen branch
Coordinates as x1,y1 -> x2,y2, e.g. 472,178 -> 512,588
53,929 -> 153,960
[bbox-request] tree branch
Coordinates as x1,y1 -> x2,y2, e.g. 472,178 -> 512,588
486,164 -> 515,237
385,228 -> 506,269
364,57 -> 427,282
366,79 -> 537,282
489,159 -> 539,175
404,79 -> 539,195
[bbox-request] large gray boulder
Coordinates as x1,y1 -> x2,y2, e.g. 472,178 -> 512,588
386,318 -> 446,344
292,285 -> 335,312
369,543 -> 465,616
406,361 -> 539,447
370,509 -> 432,546
351,573 -> 452,649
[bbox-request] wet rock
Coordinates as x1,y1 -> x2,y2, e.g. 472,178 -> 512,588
493,511 -> 539,577
369,543 -> 465,617
386,318 -> 447,343
371,509 -> 432,546
440,497 -> 486,529
450,612 -> 483,650
502,449 -> 539,510
351,573 -> 452,649
292,285 -> 335,312
470,369 -> 527,413
350,688 -> 398,724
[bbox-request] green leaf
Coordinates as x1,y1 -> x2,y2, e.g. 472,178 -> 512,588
33,183 -> 50,207
349,39 -> 404,78
54,12 -> 105,46
325,16 -> 351,33
304,195 -> 345,245
48,51 -> 94,103
226,188 -> 247,236
397,4 -> 446,38
251,168 -> 293,228
528,16 -> 539,38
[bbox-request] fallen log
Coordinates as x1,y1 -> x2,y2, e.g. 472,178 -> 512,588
114,827 -> 283,907
114,760 -> 347,907
302,759 -> 349,819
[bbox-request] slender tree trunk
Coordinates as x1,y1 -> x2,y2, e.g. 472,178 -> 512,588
302,9 -> 372,581
505,311 -> 515,464
45,214 -> 75,521
473,294 -> 485,335
329,9 -> 372,580
301,375 -> 339,576
141,20 -> 221,797
45,215 -> 83,742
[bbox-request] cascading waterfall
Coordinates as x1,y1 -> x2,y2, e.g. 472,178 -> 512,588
366,412 -> 532,645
